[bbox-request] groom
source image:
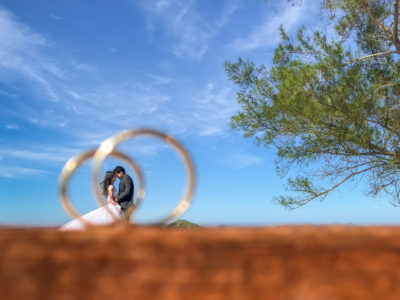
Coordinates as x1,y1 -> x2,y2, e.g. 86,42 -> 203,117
113,165 -> 134,212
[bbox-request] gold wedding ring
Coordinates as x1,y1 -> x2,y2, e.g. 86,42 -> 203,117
59,128 -> 196,227
92,129 -> 196,225
59,149 -> 145,226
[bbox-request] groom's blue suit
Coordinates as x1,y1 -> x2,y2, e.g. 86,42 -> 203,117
117,174 -> 134,211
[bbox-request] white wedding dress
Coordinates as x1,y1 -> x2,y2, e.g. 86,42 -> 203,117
60,187 -> 124,231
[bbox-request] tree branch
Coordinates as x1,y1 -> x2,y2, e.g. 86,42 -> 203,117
394,0 -> 400,48
383,132 -> 394,149
320,160 -> 378,177
343,50 -> 397,66
312,149 -> 386,158
374,81 -> 400,90
373,10 -> 395,41
295,164 -> 379,208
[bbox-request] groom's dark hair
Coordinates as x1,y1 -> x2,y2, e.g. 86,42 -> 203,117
113,166 -> 125,174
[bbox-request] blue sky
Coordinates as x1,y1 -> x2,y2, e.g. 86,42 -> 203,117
0,0 -> 399,226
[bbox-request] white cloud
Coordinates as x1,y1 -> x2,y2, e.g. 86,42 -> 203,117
0,7 -> 46,49
0,147 -> 77,162
5,124 -> 18,130
121,143 -> 168,159
189,83 -> 237,136
0,5 -> 65,101
65,90 -> 83,100
71,61 -> 98,72
0,4 -> 238,143
226,152 -> 264,169
49,13 -> 62,21
155,0 -> 172,10
147,73 -> 172,85
230,2 -> 307,51
199,127 -> 224,137
142,0 -> 239,60
0,165 -> 50,178
72,131 -> 116,147
0,90 -> 18,98
215,1 -> 239,28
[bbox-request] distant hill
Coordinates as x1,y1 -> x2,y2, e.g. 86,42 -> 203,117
167,219 -> 199,229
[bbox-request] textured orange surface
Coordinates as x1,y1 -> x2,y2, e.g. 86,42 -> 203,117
1,226 -> 400,299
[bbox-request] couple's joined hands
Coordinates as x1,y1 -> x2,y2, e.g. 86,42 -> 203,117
107,197 -> 118,205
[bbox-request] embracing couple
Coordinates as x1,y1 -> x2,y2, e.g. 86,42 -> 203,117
103,166 -> 134,214
60,166 -> 135,231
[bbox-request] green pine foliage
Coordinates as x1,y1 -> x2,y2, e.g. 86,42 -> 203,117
225,0 -> 400,209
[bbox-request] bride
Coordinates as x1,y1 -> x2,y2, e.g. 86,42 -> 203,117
60,171 -> 124,231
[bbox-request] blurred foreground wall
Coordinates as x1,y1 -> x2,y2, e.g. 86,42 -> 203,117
1,226 -> 400,299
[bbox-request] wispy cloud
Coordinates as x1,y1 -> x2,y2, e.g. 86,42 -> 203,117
215,1 -> 239,28
0,148 -> 75,162
198,127 -> 224,137
142,0 -> 239,59
5,124 -> 18,130
230,2 -> 308,51
0,89 -> 18,98
0,4 -> 239,145
71,60 -> 98,72
147,73 -> 173,85
0,165 -> 50,178
233,153 -> 264,169
221,152 -> 264,169
65,89 -> 83,100
0,5 -> 65,101
49,13 -> 62,21
190,83 -> 237,136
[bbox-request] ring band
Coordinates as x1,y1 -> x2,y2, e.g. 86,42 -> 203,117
59,149 -> 145,226
92,129 -> 196,225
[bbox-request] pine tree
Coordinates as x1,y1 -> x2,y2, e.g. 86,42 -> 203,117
225,0 -> 400,209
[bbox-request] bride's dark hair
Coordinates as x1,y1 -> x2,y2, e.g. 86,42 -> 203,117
101,171 -> 115,197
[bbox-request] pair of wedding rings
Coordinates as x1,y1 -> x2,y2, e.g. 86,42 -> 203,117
59,129 -> 196,226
